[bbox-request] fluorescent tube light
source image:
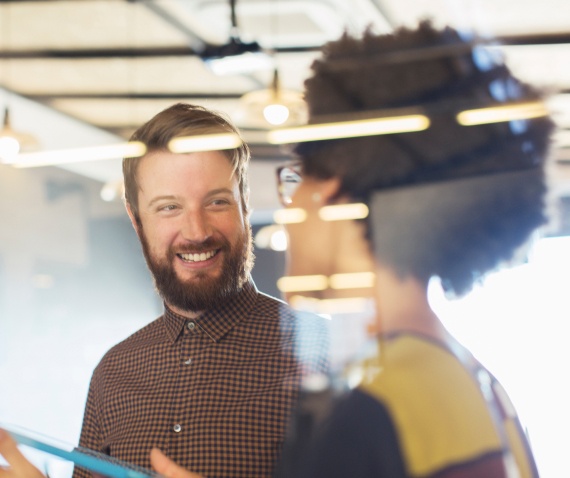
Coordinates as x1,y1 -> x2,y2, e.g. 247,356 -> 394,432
272,203 -> 368,226
267,114 -> 430,144
168,133 -> 242,153
329,272 -> 375,289
206,52 -> 275,76
273,208 -> 307,224
278,272 -> 375,293
277,275 -> 328,293
289,295 -> 371,315
456,101 -> 548,126
13,141 -> 146,168
319,203 -> 369,221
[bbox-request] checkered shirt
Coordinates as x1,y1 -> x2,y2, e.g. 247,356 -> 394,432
73,279 -> 329,478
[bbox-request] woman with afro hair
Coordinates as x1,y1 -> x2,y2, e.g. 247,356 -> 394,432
274,20 -> 553,478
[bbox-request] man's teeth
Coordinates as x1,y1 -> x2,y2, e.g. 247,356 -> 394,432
179,250 -> 217,262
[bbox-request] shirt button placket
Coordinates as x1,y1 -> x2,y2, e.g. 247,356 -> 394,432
183,321 -> 195,366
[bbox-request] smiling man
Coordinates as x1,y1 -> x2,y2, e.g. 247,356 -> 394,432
72,103 -> 328,478
132,149 -> 253,316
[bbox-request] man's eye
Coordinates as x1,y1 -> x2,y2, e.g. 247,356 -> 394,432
160,205 -> 177,211
211,199 -> 231,206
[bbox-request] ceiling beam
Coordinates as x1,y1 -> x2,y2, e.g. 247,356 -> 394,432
499,33 -> 570,46
0,45 -> 318,59
21,89 -> 570,103
26,92 -> 244,100
1,31 -> 569,61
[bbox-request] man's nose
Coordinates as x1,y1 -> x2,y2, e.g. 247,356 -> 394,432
180,209 -> 212,243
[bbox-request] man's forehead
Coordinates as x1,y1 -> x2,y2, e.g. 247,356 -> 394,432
136,151 -> 239,197
138,150 -> 236,178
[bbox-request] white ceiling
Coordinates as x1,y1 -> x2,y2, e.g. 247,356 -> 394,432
1,0 -> 570,215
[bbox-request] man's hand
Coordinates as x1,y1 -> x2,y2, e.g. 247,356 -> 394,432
0,429 -> 202,478
0,429 -> 44,478
149,449 -> 202,478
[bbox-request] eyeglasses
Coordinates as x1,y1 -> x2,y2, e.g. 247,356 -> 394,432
276,162 -> 302,206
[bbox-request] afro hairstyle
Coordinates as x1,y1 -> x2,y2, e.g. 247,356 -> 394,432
295,21 -> 555,296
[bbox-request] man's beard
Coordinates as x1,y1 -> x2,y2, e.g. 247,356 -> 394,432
139,223 -> 255,313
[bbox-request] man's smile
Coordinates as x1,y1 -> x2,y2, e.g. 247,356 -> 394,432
177,250 -> 220,263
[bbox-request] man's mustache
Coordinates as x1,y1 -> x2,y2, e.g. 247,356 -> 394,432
172,237 -> 228,255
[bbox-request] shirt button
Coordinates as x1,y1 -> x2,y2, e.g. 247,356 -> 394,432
173,424 -> 182,433
184,358 -> 192,365
187,322 -> 196,331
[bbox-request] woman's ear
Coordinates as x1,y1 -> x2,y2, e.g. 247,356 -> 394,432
316,177 -> 342,204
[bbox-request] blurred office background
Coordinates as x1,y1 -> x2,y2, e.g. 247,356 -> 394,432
1,1 -> 570,477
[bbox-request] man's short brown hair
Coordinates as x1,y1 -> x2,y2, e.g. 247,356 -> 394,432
123,103 -> 251,220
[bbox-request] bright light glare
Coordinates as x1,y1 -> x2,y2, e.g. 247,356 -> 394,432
268,114 -> 430,144
273,208 -> 307,224
319,203 -> 369,221
0,136 -> 20,162
13,142 -> 146,168
329,272 -> 375,289
278,272 -> 374,292
289,295 -> 371,315
269,229 -> 288,251
263,104 -> 290,125
254,224 -> 288,251
429,236 -> 570,478
100,180 -> 124,202
456,101 -> 548,126
277,275 -> 328,292
168,133 -> 242,153
206,52 -> 274,76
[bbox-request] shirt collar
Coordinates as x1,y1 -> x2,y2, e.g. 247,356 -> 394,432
162,278 -> 258,343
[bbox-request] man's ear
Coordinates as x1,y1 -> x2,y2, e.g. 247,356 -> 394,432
125,202 -> 141,239
241,186 -> 250,218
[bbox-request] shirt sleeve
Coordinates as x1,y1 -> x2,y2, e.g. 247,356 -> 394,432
298,388 -> 408,478
72,366 -> 105,478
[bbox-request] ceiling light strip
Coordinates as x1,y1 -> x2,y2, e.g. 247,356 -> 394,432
319,203 -> 369,221
265,101 -> 548,144
13,142 -> 146,168
289,295 -> 371,315
272,203 -> 368,225
267,114 -> 430,144
273,208 -> 307,224
278,272 -> 375,293
329,272 -> 375,289
277,275 -> 328,293
168,133 -> 242,153
456,101 -> 549,126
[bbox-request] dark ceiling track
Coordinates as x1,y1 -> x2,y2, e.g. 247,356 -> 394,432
27,92 -> 244,100
499,33 -> 570,45
0,47 -> 198,59
0,45 -> 318,59
1,33 -> 568,60
23,87 -> 570,102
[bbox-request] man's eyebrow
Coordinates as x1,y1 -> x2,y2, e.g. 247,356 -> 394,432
206,188 -> 235,198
